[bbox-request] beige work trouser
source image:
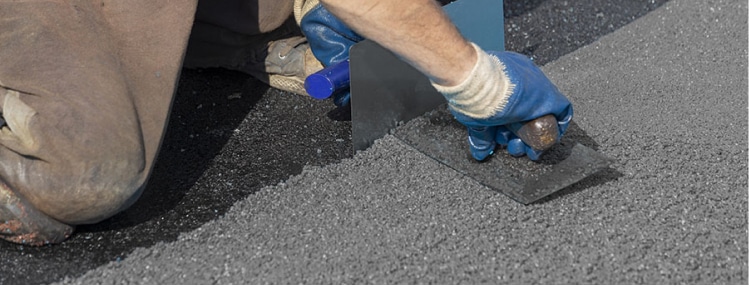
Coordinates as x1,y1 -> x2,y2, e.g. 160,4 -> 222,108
0,0 -> 292,245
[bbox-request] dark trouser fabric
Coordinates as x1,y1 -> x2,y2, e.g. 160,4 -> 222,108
195,0 -> 294,35
184,0 -> 299,75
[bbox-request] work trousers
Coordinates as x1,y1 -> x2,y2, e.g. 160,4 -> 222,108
0,0 -> 292,245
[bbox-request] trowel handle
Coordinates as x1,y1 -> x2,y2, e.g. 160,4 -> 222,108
509,114 -> 560,151
304,60 -> 350,100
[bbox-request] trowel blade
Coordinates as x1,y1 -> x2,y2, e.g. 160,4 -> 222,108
392,106 -> 613,204
349,0 -> 504,152
349,40 -> 445,151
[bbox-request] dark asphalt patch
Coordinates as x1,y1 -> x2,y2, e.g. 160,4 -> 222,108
1,0 -> 671,284
67,0 -> 746,283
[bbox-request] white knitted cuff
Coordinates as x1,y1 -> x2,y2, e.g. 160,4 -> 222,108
431,43 -> 514,119
293,0 -> 320,26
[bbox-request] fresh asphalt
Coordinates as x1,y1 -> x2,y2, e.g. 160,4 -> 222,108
1,0 -> 746,284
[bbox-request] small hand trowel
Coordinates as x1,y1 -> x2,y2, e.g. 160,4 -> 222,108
307,0 -> 613,204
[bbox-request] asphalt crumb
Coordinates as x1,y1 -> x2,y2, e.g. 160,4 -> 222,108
1,0 -> 672,284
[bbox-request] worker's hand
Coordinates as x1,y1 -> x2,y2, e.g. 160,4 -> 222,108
434,45 -> 573,161
297,1 -> 363,106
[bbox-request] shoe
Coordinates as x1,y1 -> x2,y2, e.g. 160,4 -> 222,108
261,36 -> 323,96
184,19 -> 323,96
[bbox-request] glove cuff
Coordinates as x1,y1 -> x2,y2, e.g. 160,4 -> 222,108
431,43 -> 515,119
294,0 -> 320,26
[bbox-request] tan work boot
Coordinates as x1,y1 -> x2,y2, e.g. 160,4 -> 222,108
184,18 -> 323,96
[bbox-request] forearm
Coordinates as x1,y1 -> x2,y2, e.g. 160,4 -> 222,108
318,0 -> 476,86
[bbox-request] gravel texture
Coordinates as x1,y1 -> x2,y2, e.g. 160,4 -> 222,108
62,0 -> 748,283
4,0 -> 746,284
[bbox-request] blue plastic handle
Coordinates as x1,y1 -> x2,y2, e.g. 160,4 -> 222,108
304,60 -> 350,100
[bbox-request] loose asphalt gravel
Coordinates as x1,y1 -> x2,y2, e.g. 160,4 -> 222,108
1,0 -> 747,284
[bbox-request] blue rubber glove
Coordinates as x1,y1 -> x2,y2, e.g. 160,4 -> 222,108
300,4 -> 364,107
443,50 -> 573,161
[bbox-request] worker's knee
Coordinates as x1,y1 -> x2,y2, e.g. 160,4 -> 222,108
32,146 -> 148,225
0,86 -> 148,226
1,0 -> 176,239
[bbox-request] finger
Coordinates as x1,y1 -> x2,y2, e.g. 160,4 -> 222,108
495,125 -> 513,146
466,125 -> 497,161
506,137 -> 527,157
507,137 -> 545,161
557,105 -> 574,135
525,146 -> 543,161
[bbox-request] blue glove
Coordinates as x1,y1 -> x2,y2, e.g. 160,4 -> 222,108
447,51 -> 573,161
300,4 -> 364,107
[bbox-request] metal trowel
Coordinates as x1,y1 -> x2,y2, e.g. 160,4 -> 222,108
310,0 -> 613,204
347,40 -> 612,204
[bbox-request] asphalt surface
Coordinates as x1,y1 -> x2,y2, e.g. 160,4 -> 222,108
2,0 -> 746,284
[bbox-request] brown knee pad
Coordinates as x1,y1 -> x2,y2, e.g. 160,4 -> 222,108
195,0 -> 294,35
